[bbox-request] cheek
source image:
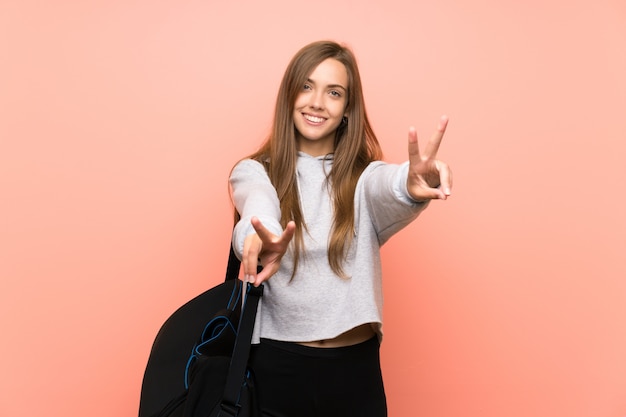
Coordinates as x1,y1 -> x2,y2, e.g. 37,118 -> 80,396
331,100 -> 348,117
293,94 -> 307,110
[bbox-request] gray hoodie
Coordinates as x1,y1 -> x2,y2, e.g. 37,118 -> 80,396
230,152 -> 427,343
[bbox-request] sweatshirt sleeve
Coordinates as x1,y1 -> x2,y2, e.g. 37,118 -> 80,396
229,159 -> 283,259
359,161 -> 429,245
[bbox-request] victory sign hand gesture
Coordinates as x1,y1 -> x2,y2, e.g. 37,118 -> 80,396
407,116 -> 453,201
242,217 -> 296,287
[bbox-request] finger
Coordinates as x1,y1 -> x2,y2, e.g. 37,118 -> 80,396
422,115 -> 448,159
250,216 -> 274,243
253,264 -> 277,287
280,221 -> 296,245
242,234 -> 261,283
407,126 -> 421,166
437,161 -> 453,196
246,217 -> 270,284
411,186 -> 446,202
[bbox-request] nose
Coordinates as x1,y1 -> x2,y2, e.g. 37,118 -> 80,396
309,90 -> 324,110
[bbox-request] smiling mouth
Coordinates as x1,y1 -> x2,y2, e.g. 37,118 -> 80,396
304,114 -> 326,124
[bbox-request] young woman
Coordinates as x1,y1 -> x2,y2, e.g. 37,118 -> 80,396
229,40 -> 452,417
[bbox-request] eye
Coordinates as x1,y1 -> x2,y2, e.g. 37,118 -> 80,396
329,90 -> 342,98
303,83 -> 312,90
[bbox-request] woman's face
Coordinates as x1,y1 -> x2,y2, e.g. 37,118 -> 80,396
292,58 -> 348,156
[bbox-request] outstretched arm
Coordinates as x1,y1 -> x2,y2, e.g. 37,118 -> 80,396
406,115 -> 453,202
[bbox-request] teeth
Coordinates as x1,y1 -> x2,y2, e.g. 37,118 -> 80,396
305,115 -> 324,123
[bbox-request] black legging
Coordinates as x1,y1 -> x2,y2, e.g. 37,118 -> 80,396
248,336 -> 387,417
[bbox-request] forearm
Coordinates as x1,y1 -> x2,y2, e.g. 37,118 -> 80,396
361,161 -> 429,243
230,159 -> 283,257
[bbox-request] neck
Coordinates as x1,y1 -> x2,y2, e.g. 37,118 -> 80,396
296,138 -> 334,157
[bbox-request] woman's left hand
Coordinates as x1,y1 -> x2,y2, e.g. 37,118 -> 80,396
406,115 -> 453,201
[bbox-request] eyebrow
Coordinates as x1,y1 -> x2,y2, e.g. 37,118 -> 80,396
306,78 -> 347,91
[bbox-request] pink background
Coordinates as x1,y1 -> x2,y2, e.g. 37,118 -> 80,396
2,1 -> 625,416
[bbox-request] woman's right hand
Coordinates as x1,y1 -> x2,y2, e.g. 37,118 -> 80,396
242,217 -> 296,287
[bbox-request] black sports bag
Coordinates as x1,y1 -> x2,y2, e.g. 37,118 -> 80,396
138,245 -> 261,417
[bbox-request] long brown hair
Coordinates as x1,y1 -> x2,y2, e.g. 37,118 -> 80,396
241,40 -> 382,278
